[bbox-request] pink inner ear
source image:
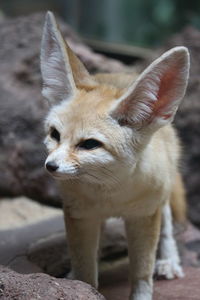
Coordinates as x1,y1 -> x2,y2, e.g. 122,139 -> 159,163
112,48 -> 188,127
152,64 -> 182,120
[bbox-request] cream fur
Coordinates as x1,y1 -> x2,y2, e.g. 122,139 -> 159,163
41,12 -> 190,300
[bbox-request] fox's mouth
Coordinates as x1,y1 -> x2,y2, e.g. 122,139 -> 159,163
51,172 -> 80,180
45,166 -> 81,181
46,168 -> 101,184
45,160 -> 81,180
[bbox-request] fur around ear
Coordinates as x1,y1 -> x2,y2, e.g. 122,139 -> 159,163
40,11 -> 96,104
111,47 -> 190,129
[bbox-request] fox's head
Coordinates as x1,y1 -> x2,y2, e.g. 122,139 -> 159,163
41,12 -> 189,186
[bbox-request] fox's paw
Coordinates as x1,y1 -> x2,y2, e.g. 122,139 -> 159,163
155,259 -> 184,279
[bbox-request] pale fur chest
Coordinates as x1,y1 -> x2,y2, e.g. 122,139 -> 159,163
59,169 -> 170,219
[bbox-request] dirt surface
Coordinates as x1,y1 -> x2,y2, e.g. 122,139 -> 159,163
100,266 -> 200,300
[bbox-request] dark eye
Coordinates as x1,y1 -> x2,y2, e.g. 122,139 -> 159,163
77,139 -> 103,150
50,127 -> 60,142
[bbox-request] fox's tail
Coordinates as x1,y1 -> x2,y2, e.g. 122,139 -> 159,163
170,172 -> 187,225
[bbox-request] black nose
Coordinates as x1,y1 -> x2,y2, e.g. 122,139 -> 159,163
46,161 -> 58,172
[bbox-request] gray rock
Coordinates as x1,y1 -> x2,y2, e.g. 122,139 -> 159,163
0,265 -> 105,300
0,197 -> 62,230
0,216 -> 66,275
100,218 -> 127,260
179,222 -> 200,267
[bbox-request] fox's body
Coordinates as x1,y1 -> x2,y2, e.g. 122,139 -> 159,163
41,12 -> 189,300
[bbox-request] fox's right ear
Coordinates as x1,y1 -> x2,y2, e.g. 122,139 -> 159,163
40,12 -> 81,104
40,11 -> 76,104
41,12 -> 97,105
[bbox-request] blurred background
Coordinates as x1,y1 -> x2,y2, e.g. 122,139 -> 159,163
1,0 -> 200,47
0,1 -> 200,297
1,0 -> 200,67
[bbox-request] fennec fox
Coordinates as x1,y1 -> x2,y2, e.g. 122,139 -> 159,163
41,12 -> 189,300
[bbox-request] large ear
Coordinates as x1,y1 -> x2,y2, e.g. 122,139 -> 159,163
111,47 -> 190,129
40,11 -> 96,104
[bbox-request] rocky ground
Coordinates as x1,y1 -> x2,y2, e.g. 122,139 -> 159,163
0,197 -> 200,299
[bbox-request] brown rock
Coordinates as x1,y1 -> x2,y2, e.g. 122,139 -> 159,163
0,266 -> 105,300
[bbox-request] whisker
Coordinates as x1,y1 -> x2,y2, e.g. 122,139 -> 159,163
99,165 -> 124,190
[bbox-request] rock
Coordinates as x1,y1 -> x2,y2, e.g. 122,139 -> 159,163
0,213 -> 128,277
0,12 -> 129,207
179,222 -> 200,267
0,215 -> 66,275
100,218 -> 127,260
0,197 -> 62,229
0,266 -> 105,300
162,27 -> 200,226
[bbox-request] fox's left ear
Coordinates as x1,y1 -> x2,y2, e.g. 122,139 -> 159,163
111,47 -> 190,129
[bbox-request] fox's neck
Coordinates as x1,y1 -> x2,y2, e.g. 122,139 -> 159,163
59,150 -> 148,197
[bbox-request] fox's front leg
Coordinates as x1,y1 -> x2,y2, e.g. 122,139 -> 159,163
125,209 -> 161,300
63,207 -> 101,288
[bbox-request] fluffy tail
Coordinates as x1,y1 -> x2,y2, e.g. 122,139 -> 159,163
170,172 -> 187,224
